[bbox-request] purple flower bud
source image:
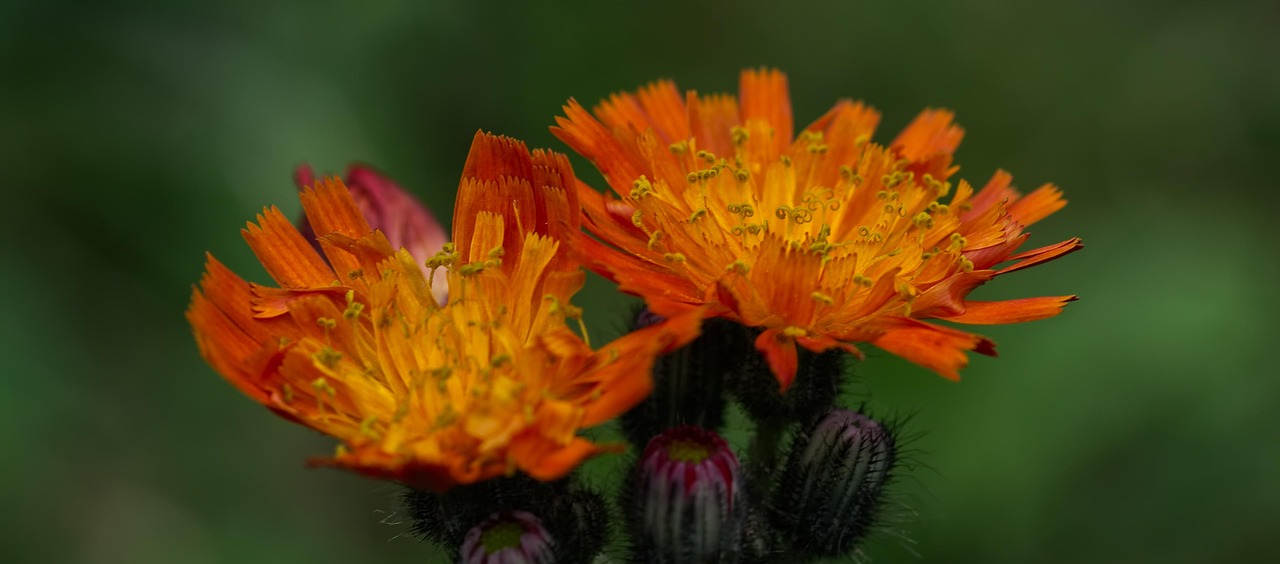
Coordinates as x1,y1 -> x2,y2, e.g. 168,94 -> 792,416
771,409 -> 897,558
629,426 -> 743,563
460,510 -> 555,564
294,163 -> 448,304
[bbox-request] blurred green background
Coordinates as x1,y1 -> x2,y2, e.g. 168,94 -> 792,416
4,0 -> 1278,562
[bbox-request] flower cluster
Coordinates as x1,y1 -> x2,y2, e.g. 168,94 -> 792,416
187,69 -> 1079,561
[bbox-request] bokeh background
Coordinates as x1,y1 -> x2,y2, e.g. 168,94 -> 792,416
4,0 -> 1278,562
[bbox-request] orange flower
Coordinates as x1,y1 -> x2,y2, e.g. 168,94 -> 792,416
553,69 -> 1081,390
186,132 -> 700,491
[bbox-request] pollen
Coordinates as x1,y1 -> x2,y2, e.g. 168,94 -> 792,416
726,259 -> 750,274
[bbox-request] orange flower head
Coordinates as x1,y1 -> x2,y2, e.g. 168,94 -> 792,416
553,69 -> 1081,389
187,132 -> 701,491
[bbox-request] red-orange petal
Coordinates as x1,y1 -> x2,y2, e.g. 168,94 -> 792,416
754,328 -> 799,391
871,320 -> 996,381
996,237 -> 1084,275
941,296 -> 1077,325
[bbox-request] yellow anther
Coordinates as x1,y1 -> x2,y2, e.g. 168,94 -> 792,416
808,144 -> 829,154
686,172 -> 699,183
960,256 -> 975,272
782,326 -> 808,338
921,252 -> 934,261
488,246 -> 505,259
688,208 -> 707,222
631,209 -> 645,228
913,212 -> 934,229
359,416 -> 380,439
425,248 -> 459,269
490,353 -> 512,368
734,168 -> 750,182
727,203 -> 755,218
730,126 -> 749,146
311,377 -> 337,397
458,262 -> 487,276
347,268 -> 364,279
343,301 -> 364,320
663,253 -> 686,263
313,347 -> 343,368
316,317 -> 337,330
696,150 -> 716,164
647,230 -> 663,250
853,275 -> 874,287
811,291 -> 834,305
854,134 -> 870,146
780,155 -> 792,167
630,176 -> 653,199
726,259 -> 750,274
669,141 -> 688,154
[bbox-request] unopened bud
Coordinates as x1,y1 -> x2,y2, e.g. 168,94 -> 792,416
627,426 -> 743,563
770,409 -> 897,558
460,510 -> 555,564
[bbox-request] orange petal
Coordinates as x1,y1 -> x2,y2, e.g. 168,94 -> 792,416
871,319 -> 996,380
891,108 -> 964,162
963,170 -> 1018,220
1007,184 -> 1067,226
754,328 -> 799,391
552,99 -> 647,195
242,206 -> 336,288
996,237 -> 1084,275
688,91 -> 740,157
510,436 -> 611,481
739,68 -> 793,158
635,80 -> 691,143
941,296 -> 1077,324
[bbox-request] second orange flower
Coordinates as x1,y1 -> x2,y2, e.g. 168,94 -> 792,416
554,69 -> 1081,389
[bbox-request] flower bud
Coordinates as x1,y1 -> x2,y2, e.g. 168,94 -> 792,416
770,409 -> 897,558
460,511 -> 555,564
294,163 -> 448,304
626,426 -> 743,563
